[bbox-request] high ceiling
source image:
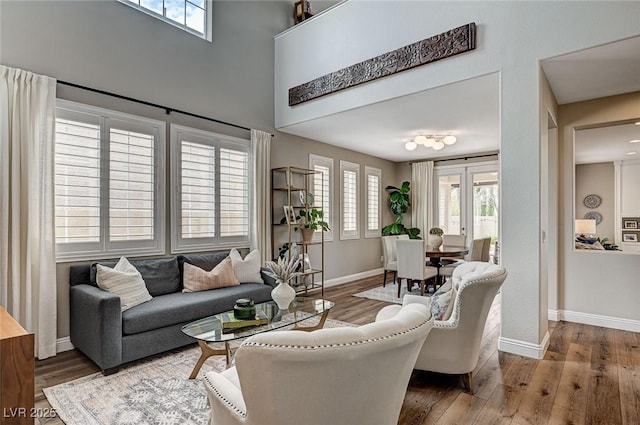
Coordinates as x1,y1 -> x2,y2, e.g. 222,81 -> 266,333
279,35 -> 640,163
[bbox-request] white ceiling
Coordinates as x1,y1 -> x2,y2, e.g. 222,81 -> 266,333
279,36 -> 640,163
575,122 -> 640,165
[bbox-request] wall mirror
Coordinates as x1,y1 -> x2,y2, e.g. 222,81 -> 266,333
574,120 -> 640,252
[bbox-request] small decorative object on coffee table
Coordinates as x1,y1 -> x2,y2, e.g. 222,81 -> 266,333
233,299 -> 256,320
265,256 -> 301,309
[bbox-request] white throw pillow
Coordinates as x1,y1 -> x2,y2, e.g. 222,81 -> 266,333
430,279 -> 456,321
96,257 -> 152,311
229,249 -> 263,283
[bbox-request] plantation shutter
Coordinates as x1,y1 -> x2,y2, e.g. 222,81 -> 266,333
180,140 -> 216,239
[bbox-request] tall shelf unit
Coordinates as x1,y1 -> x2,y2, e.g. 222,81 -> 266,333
271,166 -> 324,296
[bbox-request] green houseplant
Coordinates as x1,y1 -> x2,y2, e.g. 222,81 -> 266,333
381,181 -> 421,239
298,208 -> 330,242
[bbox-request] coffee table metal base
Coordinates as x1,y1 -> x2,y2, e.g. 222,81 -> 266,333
188,309 -> 330,379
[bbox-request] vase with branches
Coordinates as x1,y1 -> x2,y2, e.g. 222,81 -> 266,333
265,256 -> 301,309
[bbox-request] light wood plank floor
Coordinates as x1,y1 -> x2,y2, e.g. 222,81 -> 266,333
35,274 -> 640,425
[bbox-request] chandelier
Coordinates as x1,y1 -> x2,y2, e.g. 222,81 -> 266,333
405,134 -> 457,151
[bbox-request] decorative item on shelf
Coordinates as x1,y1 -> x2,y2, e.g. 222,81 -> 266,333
583,194 -> 602,209
293,0 -> 313,24
283,205 -> 297,224
428,227 -> 444,248
233,299 -> 256,320
299,190 -> 314,207
583,211 -> 602,225
381,181 -> 421,239
265,256 -> 301,309
298,208 -> 329,243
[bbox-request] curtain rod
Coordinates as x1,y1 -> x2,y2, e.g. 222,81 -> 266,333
57,80 -> 274,137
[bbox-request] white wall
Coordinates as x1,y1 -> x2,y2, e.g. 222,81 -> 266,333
559,93 -> 640,331
274,1 -> 640,356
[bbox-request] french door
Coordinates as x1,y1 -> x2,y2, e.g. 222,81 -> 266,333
435,162 -> 499,256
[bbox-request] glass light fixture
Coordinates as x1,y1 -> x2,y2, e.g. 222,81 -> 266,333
432,141 -> 445,150
443,135 -> 457,145
424,137 -> 436,147
405,140 -> 418,150
414,135 -> 428,145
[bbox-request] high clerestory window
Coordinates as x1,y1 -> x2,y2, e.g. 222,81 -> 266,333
118,0 -> 212,41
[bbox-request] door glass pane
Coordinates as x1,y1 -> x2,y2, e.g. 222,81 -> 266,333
472,171 -> 499,259
437,174 -> 461,234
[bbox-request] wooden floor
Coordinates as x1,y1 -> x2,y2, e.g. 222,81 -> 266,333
35,274 -> 640,425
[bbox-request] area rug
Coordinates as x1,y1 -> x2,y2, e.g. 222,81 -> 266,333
44,317 -> 353,425
352,281 -> 435,304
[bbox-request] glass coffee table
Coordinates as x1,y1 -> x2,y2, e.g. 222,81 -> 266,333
181,297 -> 335,379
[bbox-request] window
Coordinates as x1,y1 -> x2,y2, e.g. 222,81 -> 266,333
365,166 -> 381,238
118,0 -> 212,41
340,161 -> 360,240
171,125 -> 251,252
309,154 -> 334,241
55,100 -> 165,261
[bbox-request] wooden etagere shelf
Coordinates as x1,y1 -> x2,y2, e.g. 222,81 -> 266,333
271,166 -> 324,296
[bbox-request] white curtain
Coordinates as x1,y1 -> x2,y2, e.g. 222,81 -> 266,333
0,65 -> 57,359
411,161 -> 434,238
250,129 -> 271,264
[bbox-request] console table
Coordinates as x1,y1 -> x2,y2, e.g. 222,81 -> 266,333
0,306 -> 34,425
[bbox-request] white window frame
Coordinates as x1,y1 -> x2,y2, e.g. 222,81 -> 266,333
170,124 -> 252,253
365,166 -> 382,238
309,154 -> 334,242
118,0 -> 213,42
55,100 -> 166,261
340,160 -> 360,240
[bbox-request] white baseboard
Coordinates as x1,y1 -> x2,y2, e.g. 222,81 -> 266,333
56,336 -> 74,353
549,309 -> 640,333
324,268 -> 383,288
498,331 -> 549,359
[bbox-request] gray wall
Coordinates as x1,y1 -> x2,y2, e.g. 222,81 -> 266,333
1,0 -> 400,340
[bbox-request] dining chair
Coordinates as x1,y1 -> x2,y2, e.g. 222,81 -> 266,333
381,235 -> 409,287
396,239 -> 438,297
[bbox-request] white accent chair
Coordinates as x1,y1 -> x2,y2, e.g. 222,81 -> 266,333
203,303 -> 434,425
376,261 -> 507,393
396,239 -> 438,297
441,236 -> 491,277
381,234 -> 409,287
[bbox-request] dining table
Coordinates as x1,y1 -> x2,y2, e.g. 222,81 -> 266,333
425,245 -> 469,285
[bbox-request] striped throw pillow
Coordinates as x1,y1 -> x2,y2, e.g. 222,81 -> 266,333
182,256 -> 240,293
96,257 -> 152,311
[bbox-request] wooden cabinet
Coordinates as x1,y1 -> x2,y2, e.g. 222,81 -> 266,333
0,307 -> 34,425
271,166 -> 324,296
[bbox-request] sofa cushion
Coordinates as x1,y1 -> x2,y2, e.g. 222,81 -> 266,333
182,258 -> 239,293
96,257 -> 152,312
229,249 -> 263,283
90,257 -> 181,296
178,252 -> 230,285
121,283 -> 273,335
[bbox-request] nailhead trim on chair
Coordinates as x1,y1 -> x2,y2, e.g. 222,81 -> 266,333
203,374 -> 247,418
434,268 -> 507,330
240,317 -> 433,350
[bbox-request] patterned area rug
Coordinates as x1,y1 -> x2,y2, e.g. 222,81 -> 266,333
352,281 -> 436,304
44,317 -> 353,425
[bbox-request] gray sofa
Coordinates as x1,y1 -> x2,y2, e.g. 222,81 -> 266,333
69,251 -> 276,373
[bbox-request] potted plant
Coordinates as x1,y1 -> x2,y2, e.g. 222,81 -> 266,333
381,181 -> 421,239
428,227 -> 444,248
298,208 -> 330,243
